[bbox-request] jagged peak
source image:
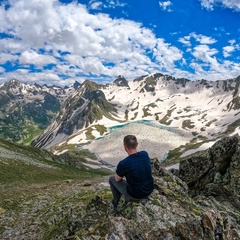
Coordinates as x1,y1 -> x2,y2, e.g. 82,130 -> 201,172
9,78 -> 21,84
1,78 -> 25,90
72,81 -> 81,90
113,75 -> 129,87
81,80 -> 100,90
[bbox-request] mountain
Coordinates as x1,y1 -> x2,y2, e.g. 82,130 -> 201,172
1,135 -> 239,239
32,80 -> 117,148
0,79 -> 80,143
33,73 -> 240,150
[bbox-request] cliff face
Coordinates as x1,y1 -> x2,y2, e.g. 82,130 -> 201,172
0,135 -> 239,239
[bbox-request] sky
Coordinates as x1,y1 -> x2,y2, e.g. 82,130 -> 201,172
0,0 -> 239,86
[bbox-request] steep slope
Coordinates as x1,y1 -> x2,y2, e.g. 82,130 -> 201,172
32,80 -> 117,148
0,79 -> 79,143
0,137 -> 107,186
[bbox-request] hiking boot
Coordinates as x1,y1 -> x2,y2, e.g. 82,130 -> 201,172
108,201 -> 118,216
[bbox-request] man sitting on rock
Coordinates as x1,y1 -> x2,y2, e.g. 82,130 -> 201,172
109,135 -> 154,212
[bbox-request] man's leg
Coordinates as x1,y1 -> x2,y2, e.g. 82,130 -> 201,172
109,175 -> 127,207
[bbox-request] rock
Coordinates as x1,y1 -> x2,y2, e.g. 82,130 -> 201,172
0,207 -> 6,214
1,135 -> 240,239
179,135 -> 239,196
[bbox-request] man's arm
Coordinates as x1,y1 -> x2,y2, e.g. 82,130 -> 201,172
115,173 -> 122,182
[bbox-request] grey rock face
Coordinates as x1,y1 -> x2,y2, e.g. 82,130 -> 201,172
178,135 -> 239,198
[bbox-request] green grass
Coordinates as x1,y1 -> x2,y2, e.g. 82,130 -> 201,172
0,158 -> 105,185
0,156 -> 109,211
163,138 -> 210,166
0,138 -> 110,212
19,124 -> 43,145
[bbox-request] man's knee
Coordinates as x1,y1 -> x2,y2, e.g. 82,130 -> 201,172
109,175 -> 115,185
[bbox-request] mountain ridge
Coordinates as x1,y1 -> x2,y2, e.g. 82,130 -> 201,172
0,79 -> 80,143
1,73 -> 240,152
32,73 -> 240,151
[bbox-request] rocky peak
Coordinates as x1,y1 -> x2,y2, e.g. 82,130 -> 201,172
72,81 -> 81,90
113,75 -> 129,87
32,80 -> 117,148
1,78 -> 24,91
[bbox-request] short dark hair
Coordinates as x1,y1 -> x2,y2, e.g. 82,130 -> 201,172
123,135 -> 138,149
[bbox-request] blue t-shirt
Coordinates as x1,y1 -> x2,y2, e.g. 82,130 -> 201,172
116,151 -> 154,199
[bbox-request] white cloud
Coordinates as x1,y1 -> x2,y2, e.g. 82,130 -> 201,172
0,66 -> 5,73
153,39 -> 182,72
89,1 -> 102,10
191,44 -> 220,73
0,0 -> 160,82
0,52 -> 18,64
104,0 -> 126,8
19,50 -> 57,67
0,0 -> 239,85
223,45 -> 235,57
190,33 -> 217,44
159,1 -> 173,12
200,0 -> 240,12
178,36 -> 191,46
179,33 -> 217,47
223,40 -> 240,57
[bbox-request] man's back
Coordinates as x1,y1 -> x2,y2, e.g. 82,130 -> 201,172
116,151 -> 154,199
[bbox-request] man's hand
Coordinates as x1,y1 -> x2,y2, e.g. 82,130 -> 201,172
115,174 -> 122,182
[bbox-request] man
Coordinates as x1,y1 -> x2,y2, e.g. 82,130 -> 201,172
109,135 -> 154,210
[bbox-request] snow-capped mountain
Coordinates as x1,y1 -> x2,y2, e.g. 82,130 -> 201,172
32,80 -> 117,148
0,79 -> 80,142
32,73 -> 240,149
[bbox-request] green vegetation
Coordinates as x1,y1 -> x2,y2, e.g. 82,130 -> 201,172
125,109 -> 129,120
0,158 -> 92,185
19,124 -> 43,145
85,124 -> 107,140
94,124 -> 107,135
182,119 -> 195,129
224,118 -> 240,135
205,119 -> 217,127
159,108 -> 176,125
130,112 -> 138,120
86,127 -> 95,140
0,138 -> 109,212
164,138 -> 210,166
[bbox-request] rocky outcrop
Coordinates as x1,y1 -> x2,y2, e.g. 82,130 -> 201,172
178,134 -> 240,199
0,136 -> 240,239
106,156 -> 240,240
113,75 -> 129,88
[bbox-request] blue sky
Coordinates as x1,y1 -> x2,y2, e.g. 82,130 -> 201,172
0,0 -> 239,86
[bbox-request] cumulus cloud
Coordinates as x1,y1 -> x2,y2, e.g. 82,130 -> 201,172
178,32 -> 240,80
0,0 -> 183,85
200,0 -> 240,11
19,50 -> 57,67
0,52 -> 18,64
89,1 -> 103,10
179,33 -> 217,47
223,40 -> 240,57
178,36 -> 191,46
153,39 -> 182,72
159,1 -> 173,12
0,0 -> 239,85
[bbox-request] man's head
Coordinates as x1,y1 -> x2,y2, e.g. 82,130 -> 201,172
123,135 -> 138,150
